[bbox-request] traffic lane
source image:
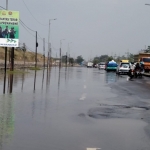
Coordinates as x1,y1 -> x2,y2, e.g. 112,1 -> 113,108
93,72 -> 150,122
1,68 -> 150,150
80,70 -> 150,149
16,69 -> 150,150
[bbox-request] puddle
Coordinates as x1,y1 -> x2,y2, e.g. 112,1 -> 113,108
100,104 -> 149,110
87,104 -> 149,119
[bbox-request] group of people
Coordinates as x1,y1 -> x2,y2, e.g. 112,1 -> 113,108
0,26 -> 16,39
128,62 -> 144,80
130,62 -> 144,72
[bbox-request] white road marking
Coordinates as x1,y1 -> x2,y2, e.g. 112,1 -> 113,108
79,93 -> 87,100
87,148 -> 101,150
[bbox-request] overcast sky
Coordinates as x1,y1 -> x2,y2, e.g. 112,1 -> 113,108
1,0 -> 150,60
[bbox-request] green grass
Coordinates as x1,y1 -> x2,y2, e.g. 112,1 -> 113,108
29,67 -> 41,70
7,70 -> 29,74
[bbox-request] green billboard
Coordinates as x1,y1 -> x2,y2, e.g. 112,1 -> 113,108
0,10 -> 19,47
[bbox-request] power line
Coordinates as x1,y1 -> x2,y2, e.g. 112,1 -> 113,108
21,0 -> 48,26
0,6 -> 5,9
52,46 -> 59,51
20,20 -> 36,32
20,22 -> 36,37
37,33 -> 43,40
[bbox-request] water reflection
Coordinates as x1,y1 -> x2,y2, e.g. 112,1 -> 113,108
46,68 -> 51,93
3,73 -> 6,94
65,66 -> 67,81
33,70 -> 37,92
105,72 -> 117,83
0,95 -> 14,148
3,73 -> 14,94
21,70 -> 25,91
58,67 -> 61,91
9,74 -> 13,93
41,69 -> 45,90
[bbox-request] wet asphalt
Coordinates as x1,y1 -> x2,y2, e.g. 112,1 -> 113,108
0,67 -> 150,150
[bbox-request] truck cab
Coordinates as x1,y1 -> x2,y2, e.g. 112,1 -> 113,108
140,57 -> 150,72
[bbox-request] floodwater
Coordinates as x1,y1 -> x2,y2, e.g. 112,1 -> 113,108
0,67 -> 150,150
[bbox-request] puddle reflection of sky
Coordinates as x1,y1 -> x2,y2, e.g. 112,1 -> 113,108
105,72 -> 118,83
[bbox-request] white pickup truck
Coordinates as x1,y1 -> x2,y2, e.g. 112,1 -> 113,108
87,62 -> 93,68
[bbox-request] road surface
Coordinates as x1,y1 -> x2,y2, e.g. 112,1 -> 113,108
0,67 -> 150,150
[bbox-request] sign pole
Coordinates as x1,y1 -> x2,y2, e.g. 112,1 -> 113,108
4,47 -> 7,73
10,47 -> 14,71
4,0 -> 8,73
35,31 -> 37,69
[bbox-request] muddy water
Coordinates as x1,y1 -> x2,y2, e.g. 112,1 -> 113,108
0,67 -> 150,150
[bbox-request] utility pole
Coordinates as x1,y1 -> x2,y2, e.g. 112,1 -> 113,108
47,50 -> 49,69
47,19 -> 50,69
47,43 -> 50,69
47,18 -> 56,68
68,42 -> 72,66
35,31 -> 38,69
60,47 -> 61,67
6,0 -> 8,10
49,44 -> 51,67
43,38 -> 45,68
23,43 -> 26,69
66,52 -> 67,67
55,53 -> 57,66
60,39 -> 65,67
69,53 -> 70,66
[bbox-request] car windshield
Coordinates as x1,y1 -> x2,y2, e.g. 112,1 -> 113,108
120,63 -> 129,68
142,58 -> 150,62
107,63 -> 118,67
99,62 -> 105,65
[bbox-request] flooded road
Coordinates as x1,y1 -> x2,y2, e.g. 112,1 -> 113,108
0,67 -> 150,150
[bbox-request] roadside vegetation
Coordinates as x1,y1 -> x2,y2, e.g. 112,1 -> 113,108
0,47 -> 45,63
6,70 -> 29,74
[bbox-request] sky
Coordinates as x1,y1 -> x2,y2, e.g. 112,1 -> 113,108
1,0 -> 150,60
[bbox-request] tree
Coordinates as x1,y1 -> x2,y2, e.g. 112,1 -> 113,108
99,55 -> 109,62
128,53 -> 134,62
107,56 -> 114,61
143,46 -> 150,53
76,55 -> 84,64
93,57 -> 100,64
69,57 -> 74,66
